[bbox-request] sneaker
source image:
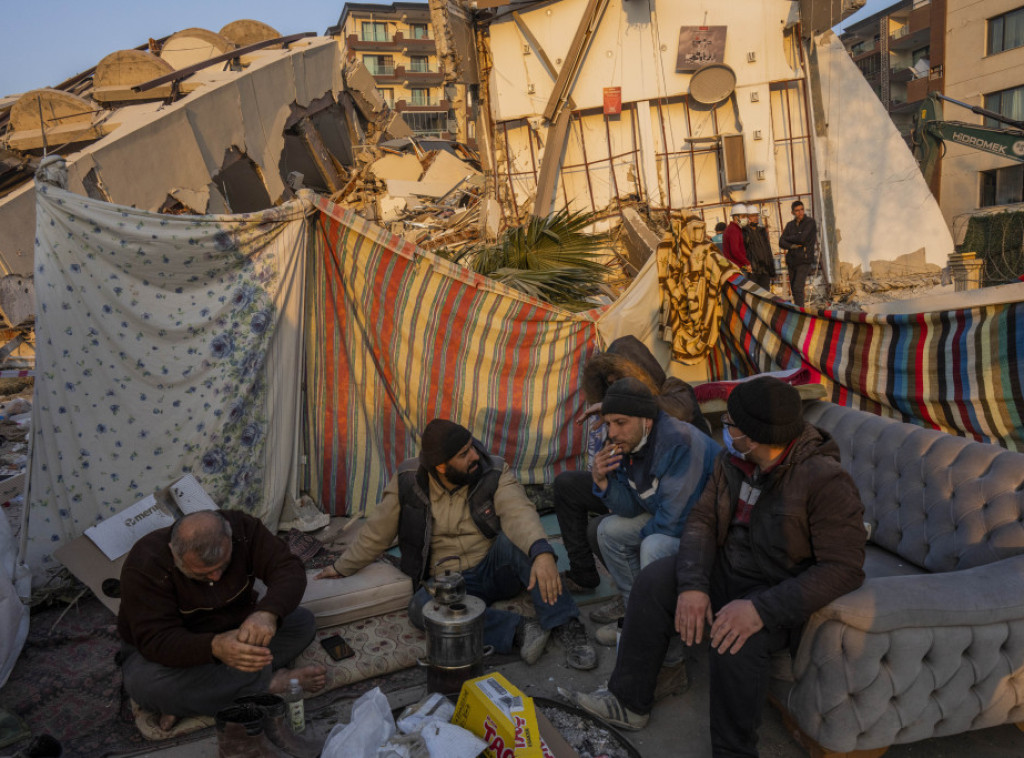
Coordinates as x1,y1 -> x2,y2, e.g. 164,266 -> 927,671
561,570 -> 599,594
594,622 -> 619,647
653,661 -> 689,701
575,689 -> 649,731
552,617 -> 598,670
589,596 -> 625,624
516,618 -> 550,665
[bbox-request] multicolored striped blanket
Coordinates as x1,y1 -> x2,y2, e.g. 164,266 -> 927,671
710,276 -> 1024,450
307,199 -> 603,515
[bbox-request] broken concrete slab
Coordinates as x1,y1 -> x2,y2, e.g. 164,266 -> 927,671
345,60 -> 386,119
385,178 -> 466,199
421,148 -> 482,187
369,153 -> 423,182
382,111 -> 414,140
0,275 -> 34,328
619,206 -> 661,273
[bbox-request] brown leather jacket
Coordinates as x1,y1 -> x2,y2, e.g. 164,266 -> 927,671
675,424 -> 866,630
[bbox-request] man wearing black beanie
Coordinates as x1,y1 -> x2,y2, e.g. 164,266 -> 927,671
574,376 -> 866,756
555,376 -> 720,652
317,418 -> 597,671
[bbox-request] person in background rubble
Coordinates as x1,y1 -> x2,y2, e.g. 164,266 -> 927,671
554,377 -> 719,645
316,418 -> 598,671
721,204 -> 750,271
572,377 -> 865,758
117,510 -> 326,731
711,221 -> 727,251
743,204 -> 775,293
778,199 -> 818,307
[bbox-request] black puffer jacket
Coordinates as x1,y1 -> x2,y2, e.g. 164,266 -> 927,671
675,424 -> 866,630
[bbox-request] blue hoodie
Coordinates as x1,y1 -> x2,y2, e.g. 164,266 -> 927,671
595,411 -> 720,539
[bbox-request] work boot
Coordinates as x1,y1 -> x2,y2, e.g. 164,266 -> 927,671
588,596 -> 625,624
515,617 -> 551,665
552,617 -> 597,670
235,695 -> 328,758
560,569 -> 599,594
574,689 -> 649,731
653,660 -> 689,701
215,704 -> 289,758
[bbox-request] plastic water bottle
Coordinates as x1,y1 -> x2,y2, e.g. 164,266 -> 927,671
283,678 -> 305,733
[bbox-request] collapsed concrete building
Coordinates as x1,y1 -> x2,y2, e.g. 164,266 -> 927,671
0,1 -> 970,337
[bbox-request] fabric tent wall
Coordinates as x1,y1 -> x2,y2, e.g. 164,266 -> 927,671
306,199 -> 603,515
22,180 -> 308,583
709,277 -> 1024,450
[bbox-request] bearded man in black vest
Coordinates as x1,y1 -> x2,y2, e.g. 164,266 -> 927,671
316,418 -> 597,669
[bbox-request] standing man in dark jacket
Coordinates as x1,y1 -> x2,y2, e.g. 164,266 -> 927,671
573,377 -> 865,758
742,205 -> 774,292
118,510 -> 325,730
778,199 -> 818,307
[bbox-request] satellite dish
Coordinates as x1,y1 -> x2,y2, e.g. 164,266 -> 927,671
688,63 -> 737,105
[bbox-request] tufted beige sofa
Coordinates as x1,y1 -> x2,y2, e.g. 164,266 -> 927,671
770,401 -> 1024,756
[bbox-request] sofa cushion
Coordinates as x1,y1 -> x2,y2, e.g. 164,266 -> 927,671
803,402 -> 1024,573
863,544 -> 926,580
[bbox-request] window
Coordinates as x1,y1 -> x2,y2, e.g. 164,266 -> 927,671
361,21 -> 389,42
378,88 -> 394,107
410,88 -> 431,106
911,46 -> 929,66
363,55 -> 394,76
983,84 -> 1024,127
409,23 -> 429,40
989,7 -> 1024,55
980,165 -> 1024,207
403,112 -> 447,135
856,55 -> 880,78
408,56 -> 429,73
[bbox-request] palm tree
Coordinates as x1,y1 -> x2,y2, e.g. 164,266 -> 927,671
442,208 -> 613,310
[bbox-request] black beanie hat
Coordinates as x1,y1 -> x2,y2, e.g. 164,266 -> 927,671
727,376 -> 804,444
419,419 -> 473,469
602,377 -> 659,419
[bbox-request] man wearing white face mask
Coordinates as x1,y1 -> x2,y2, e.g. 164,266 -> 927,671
587,377 -> 719,644
573,377 -> 865,756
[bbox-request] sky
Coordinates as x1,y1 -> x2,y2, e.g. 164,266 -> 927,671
0,0 -> 890,98
0,0 -> 410,97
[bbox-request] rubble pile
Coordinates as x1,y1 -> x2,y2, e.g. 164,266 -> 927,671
331,140 -> 487,253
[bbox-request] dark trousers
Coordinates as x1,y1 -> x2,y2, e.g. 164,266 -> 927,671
607,556 -> 794,758
786,255 -> 813,307
121,607 -> 317,717
407,533 -> 579,654
750,271 -> 772,292
553,470 -> 609,584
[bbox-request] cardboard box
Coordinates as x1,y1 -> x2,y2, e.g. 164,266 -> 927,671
453,673 -> 556,758
55,474 -> 218,615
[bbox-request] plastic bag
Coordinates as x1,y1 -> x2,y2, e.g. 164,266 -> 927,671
321,687 -> 395,758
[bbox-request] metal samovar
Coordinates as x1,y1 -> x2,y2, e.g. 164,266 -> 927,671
420,556 -> 486,693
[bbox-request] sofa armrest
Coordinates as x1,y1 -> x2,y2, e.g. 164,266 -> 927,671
810,552 -> 1024,633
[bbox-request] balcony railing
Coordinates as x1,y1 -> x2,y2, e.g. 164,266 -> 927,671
346,32 -> 436,53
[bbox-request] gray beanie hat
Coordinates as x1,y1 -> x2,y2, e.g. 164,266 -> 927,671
602,377 -> 659,419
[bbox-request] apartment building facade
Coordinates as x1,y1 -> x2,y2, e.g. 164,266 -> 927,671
840,0 -> 946,142
941,1 -> 1024,230
331,2 -> 452,138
